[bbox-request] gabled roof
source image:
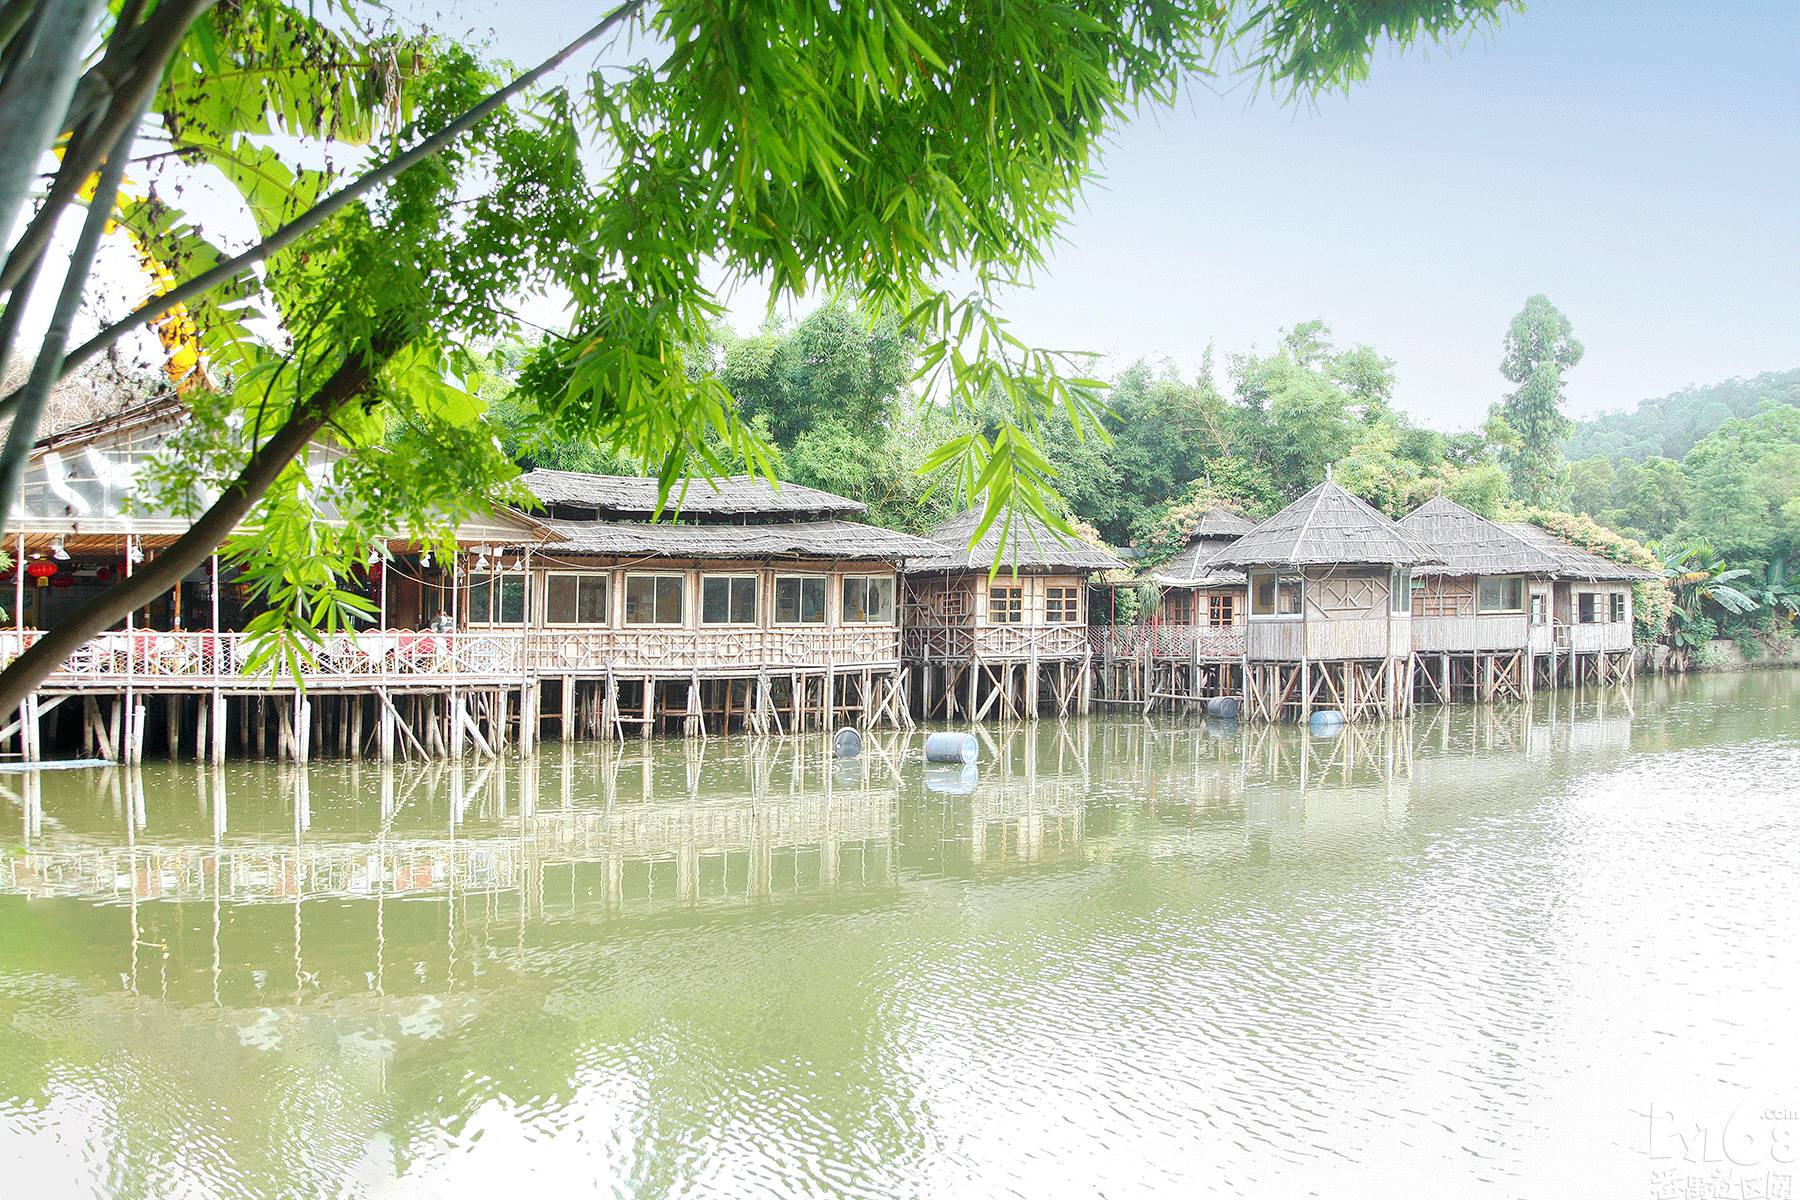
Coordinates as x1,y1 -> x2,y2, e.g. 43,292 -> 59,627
536,517 -> 933,562
521,470 -> 864,519
1208,480 -> 1439,569
1398,496 -> 1562,577
1500,522 -> 1663,582
1151,506 -> 1255,587
903,506 -> 1125,574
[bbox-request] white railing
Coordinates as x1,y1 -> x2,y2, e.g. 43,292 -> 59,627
0,629 -> 529,687
526,625 -> 901,675
1089,624 -> 1246,661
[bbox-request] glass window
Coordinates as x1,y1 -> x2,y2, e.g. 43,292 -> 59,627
1530,593 -> 1546,625
1476,575 -> 1525,613
1250,571 -> 1302,619
625,574 -> 684,625
1389,568 -> 1412,614
1577,592 -> 1600,624
774,575 -> 827,624
1609,592 -> 1627,623
701,575 -> 759,625
988,584 -> 1024,624
1162,592 -> 1193,624
1045,585 -> 1080,623
842,576 -> 896,623
1208,593 -> 1238,628
546,573 -> 609,625
468,572 -> 526,625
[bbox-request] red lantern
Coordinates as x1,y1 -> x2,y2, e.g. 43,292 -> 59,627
25,560 -> 57,579
95,564 -> 113,582
50,573 -> 74,589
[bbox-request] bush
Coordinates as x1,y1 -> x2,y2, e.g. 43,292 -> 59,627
1731,628 -> 1763,661
1694,641 -> 1730,669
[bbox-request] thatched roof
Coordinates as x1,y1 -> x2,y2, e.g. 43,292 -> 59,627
904,507 -> 1125,574
1209,480 -> 1439,568
537,518 -> 934,562
522,470 -> 864,519
1152,506 -> 1254,587
1500,522 -> 1662,582
1398,496 -> 1562,577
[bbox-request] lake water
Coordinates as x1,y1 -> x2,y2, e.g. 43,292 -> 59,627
1,670 -> 1797,1199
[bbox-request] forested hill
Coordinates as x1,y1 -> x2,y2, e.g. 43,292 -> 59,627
1565,368 -> 1800,462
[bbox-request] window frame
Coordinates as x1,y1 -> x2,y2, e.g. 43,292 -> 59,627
1044,584 -> 1081,624
1389,568 -> 1413,615
987,582 -> 1025,625
700,573 -> 761,627
772,573 -> 829,626
1162,591 -> 1194,625
1207,593 -> 1238,628
1476,574 -> 1526,615
1577,591 -> 1601,625
840,574 -> 897,625
623,571 -> 687,627
467,570 -> 528,626
543,571 -> 611,627
1609,591 -> 1627,624
1248,570 -> 1303,621
1530,592 -> 1546,626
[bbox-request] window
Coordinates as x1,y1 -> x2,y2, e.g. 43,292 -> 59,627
774,575 -> 827,624
1208,593 -> 1238,628
1249,571 -> 1302,619
702,575 -> 759,625
1577,592 -> 1600,624
1046,585 -> 1081,623
1162,592 -> 1193,624
1389,568 -> 1412,614
624,574 -> 684,625
842,575 -> 896,623
468,572 -> 526,625
1477,575 -> 1525,614
1530,593 -> 1546,626
988,584 -> 1024,624
1609,592 -> 1627,623
545,573 -> 609,625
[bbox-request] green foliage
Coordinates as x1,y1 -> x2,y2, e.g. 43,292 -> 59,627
1497,294 -> 1583,506
1508,506 -> 1670,645
1566,368 -> 1800,462
1679,406 -> 1800,572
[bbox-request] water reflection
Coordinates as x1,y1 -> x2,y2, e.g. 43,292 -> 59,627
0,669 -> 1795,1199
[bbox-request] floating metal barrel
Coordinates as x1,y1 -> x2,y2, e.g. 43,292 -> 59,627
833,727 -> 862,758
923,731 -> 979,764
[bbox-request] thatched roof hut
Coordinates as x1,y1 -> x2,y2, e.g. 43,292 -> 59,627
1500,522 -> 1662,582
522,470 -> 863,521
1152,505 -> 1256,587
903,506 -> 1125,574
1209,481 -> 1438,569
1397,496 -> 1561,577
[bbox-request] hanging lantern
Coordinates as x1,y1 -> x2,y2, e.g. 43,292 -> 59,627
95,564 -> 113,582
25,560 -> 58,580
50,573 -> 74,589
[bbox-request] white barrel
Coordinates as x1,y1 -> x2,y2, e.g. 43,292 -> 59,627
1308,709 -> 1345,735
923,731 -> 979,764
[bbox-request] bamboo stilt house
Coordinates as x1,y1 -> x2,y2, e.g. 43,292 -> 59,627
902,506 -> 1124,720
1207,480 -> 1439,722
1395,496 -> 1562,702
516,470 -> 936,737
1499,520 -> 1659,685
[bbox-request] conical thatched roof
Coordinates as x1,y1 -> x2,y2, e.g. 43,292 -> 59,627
904,506 -> 1125,574
1153,507 -> 1256,587
1209,481 -> 1438,569
1398,496 -> 1562,577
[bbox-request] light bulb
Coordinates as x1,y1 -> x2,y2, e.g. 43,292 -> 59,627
51,538 -> 68,560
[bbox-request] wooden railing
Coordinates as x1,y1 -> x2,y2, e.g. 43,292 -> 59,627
903,623 -> 1091,662
1090,624 -> 1246,661
0,629 -> 530,688
526,625 -> 901,675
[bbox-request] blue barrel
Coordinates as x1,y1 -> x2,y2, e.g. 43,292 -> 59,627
924,763 -> 981,795
832,727 -> 862,758
1308,709 -> 1345,735
1205,696 -> 1241,720
924,731 -> 979,764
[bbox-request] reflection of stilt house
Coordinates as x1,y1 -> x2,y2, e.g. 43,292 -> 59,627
902,508 -> 1124,720
1499,521 -> 1655,686
516,471 -> 933,738
1208,481 -> 1438,723
1396,496 -> 1561,703
1094,505 -> 1254,708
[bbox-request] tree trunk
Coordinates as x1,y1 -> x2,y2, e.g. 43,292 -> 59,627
0,347 -> 380,716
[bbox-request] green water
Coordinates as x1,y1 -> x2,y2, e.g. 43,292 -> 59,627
1,670 -> 1797,1199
